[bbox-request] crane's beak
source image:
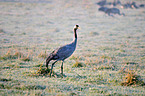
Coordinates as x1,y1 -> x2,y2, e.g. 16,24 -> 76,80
78,27 -> 81,29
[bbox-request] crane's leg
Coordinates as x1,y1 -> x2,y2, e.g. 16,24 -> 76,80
46,62 -> 49,69
61,61 -> 64,77
46,60 -> 48,69
50,61 -> 57,77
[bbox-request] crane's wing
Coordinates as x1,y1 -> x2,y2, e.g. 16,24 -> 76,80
52,44 -> 76,60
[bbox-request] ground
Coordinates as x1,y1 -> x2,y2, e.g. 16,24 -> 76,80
0,0 -> 145,95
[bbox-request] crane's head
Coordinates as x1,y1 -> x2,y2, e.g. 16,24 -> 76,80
74,25 -> 80,30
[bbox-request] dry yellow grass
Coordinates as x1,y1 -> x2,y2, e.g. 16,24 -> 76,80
121,70 -> 145,86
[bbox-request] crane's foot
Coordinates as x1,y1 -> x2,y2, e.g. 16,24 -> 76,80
60,73 -> 63,78
60,73 -> 67,78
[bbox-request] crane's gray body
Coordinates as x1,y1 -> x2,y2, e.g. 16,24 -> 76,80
49,39 -> 77,61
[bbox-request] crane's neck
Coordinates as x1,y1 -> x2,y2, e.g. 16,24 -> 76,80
71,28 -> 77,46
74,28 -> 77,39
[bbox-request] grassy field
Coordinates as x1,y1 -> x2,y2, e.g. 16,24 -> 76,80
0,0 -> 145,95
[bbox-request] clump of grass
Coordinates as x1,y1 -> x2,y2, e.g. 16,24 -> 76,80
14,51 -> 24,58
6,64 -> 15,68
14,84 -> 46,90
34,63 -> 45,67
70,55 -> 84,61
72,61 -> 83,68
99,55 -> 115,64
0,49 -> 25,60
0,78 -> 12,82
0,49 -> 13,60
141,56 -> 145,60
100,55 -> 112,59
0,28 -> 5,33
69,92 -> 77,96
21,54 -> 31,61
125,62 -> 138,65
121,71 -> 145,86
21,57 -> 31,61
120,49 -> 125,52
89,32 -> 99,36
0,78 -> 20,89
36,67 -> 51,75
38,51 -> 47,58
70,55 -> 84,68
95,65 -> 115,70
70,55 -> 78,61
31,64 -> 52,76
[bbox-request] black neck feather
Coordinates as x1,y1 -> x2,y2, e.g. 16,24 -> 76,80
74,28 -> 77,39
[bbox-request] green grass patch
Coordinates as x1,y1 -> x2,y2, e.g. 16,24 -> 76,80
72,61 -> 83,68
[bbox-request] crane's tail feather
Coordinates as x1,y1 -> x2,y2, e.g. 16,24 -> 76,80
46,55 -> 53,69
